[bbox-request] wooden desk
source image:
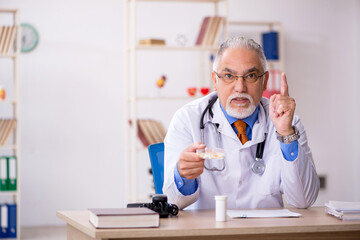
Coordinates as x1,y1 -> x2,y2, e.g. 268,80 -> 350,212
57,207 -> 360,240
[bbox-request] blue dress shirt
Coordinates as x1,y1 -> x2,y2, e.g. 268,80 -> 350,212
174,102 -> 299,195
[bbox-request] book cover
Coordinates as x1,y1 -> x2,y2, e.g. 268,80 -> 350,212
212,17 -> 224,47
137,119 -> 165,147
0,119 -> 16,146
325,201 -> 360,221
145,120 -> 164,144
137,121 -> 151,147
325,201 -> 360,211
0,204 -> 8,238
0,26 -> 9,54
1,26 -> 11,54
88,208 -> 159,228
0,157 -> 8,191
262,31 -> 279,60
207,16 -> 220,46
201,17 -> 215,47
139,38 -> 166,46
5,26 -> 17,55
195,16 -> 210,45
138,119 -> 155,146
0,26 -> 4,52
326,207 -> 360,221
7,156 -> 17,191
7,204 -> 16,238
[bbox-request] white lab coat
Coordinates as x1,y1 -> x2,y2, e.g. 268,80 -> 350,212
163,91 -> 319,210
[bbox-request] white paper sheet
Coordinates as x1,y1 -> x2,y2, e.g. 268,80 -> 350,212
227,209 -> 302,218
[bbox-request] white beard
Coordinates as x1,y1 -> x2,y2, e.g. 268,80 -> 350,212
226,93 -> 256,119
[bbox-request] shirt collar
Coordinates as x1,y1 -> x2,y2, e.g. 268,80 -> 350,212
219,102 -> 259,130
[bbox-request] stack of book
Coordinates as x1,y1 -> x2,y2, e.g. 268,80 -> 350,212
325,200 -> 360,221
0,119 -> 16,146
139,38 -> 166,46
195,16 -> 225,47
137,119 -> 166,147
0,26 -> 17,55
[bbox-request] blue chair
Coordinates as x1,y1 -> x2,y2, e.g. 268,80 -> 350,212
148,142 -> 164,194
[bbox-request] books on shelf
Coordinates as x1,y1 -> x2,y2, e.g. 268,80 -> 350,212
0,119 -> 16,146
0,156 -> 17,191
89,208 -> 159,229
325,200 -> 360,221
0,26 -> 17,55
139,38 -> 166,46
0,203 -> 17,238
137,119 -> 166,147
195,16 -> 225,47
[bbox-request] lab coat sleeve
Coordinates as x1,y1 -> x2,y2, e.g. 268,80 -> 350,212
162,107 -> 201,209
280,116 -> 320,208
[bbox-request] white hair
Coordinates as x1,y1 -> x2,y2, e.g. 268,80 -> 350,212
213,36 -> 268,72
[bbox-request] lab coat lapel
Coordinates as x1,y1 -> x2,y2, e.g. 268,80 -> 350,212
251,102 -> 268,145
210,99 -> 239,141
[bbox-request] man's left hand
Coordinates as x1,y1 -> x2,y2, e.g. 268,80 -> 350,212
269,72 -> 296,136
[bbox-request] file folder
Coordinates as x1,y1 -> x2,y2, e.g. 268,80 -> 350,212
7,156 -> 17,191
7,204 -> 16,238
262,31 -> 279,60
0,157 -> 8,191
0,204 -> 8,238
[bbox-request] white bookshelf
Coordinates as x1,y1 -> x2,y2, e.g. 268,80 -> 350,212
0,8 -> 21,240
123,0 -> 228,203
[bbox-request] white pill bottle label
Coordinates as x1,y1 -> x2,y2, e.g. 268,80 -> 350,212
215,195 -> 228,222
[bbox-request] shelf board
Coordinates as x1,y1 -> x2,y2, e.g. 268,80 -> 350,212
132,0 -> 226,3
0,100 -> 18,104
0,54 -> 18,59
228,21 -> 282,27
0,9 -> 18,13
0,191 -> 17,196
132,45 -> 218,51
0,145 -> 17,150
131,96 -> 203,101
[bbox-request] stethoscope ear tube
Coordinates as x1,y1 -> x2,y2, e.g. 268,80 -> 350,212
200,95 -> 218,130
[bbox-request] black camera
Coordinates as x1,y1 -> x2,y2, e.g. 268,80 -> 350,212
127,194 -> 179,218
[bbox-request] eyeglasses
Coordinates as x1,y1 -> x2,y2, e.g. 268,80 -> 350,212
214,71 -> 267,84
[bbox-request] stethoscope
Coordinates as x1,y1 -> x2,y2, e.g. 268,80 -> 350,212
200,95 -> 267,175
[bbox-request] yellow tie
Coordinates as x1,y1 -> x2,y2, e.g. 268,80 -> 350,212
233,120 -> 248,145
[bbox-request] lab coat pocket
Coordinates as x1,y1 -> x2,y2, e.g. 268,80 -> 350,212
256,181 -> 279,196
255,161 -> 281,196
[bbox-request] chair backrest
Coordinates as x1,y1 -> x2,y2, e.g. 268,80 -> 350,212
148,142 -> 164,194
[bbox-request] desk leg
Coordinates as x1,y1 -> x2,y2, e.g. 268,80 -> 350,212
67,224 -> 98,240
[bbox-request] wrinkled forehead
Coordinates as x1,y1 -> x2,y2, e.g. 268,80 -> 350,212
217,48 -> 264,73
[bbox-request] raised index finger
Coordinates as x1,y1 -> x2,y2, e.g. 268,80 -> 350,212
280,72 -> 289,96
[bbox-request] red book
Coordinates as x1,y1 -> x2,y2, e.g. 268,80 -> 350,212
195,17 -> 210,45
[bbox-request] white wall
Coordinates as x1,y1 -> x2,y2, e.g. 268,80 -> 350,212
0,0 -> 359,226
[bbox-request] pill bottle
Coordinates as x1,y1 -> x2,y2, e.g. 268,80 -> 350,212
215,195 -> 227,222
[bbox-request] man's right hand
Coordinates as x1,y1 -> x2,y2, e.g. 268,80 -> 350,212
177,142 -> 206,180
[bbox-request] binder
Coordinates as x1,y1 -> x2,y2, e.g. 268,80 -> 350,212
7,204 -> 16,238
0,157 -> 8,191
0,204 -> 8,238
7,156 -> 17,191
262,31 -> 279,60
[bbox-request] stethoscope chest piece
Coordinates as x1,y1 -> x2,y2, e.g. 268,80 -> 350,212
251,158 -> 265,175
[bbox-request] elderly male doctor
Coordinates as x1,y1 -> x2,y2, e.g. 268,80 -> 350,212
163,36 -> 319,210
